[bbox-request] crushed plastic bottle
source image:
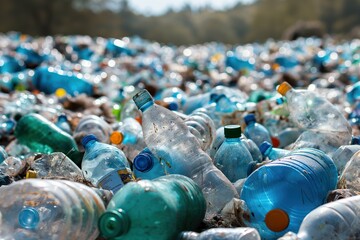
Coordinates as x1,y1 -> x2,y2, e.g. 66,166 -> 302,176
179,227 -> 261,240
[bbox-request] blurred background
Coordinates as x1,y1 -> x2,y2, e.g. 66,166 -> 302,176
1,0 -> 360,45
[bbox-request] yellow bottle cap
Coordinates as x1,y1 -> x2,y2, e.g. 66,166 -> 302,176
110,131 -> 124,145
265,208 -> 289,232
26,170 -> 37,179
55,88 -> 67,98
277,82 -> 292,96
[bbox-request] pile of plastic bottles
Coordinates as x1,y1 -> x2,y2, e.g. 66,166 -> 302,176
0,31 -> 360,239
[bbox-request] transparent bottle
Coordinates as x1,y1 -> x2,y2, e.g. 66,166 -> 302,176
331,143 -> 360,175
277,82 -> 352,155
339,150 -> 360,192
240,148 -> 338,239
214,125 -> 253,182
81,134 -> 134,193
0,179 -> 107,240
98,175 -> 206,240
179,227 -> 261,240
243,114 -> 272,147
133,89 -> 238,218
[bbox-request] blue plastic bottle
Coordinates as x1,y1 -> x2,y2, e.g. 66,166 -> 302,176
133,148 -> 165,180
55,114 -> 72,135
240,148 -> 338,239
244,114 -> 272,147
32,66 -> 94,96
81,134 -> 134,193
259,141 -> 291,161
214,125 -> 253,182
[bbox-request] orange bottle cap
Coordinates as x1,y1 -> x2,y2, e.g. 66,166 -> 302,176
110,131 -> 123,145
55,88 -> 67,98
135,116 -> 142,125
265,208 -> 289,232
277,82 -> 292,96
26,170 -> 37,179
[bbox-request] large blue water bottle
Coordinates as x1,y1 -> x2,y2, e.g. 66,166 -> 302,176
240,148 -> 338,239
244,114 -> 272,147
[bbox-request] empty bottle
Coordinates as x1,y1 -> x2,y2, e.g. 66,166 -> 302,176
179,227 -> 261,240
279,195 -> 360,240
277,82 -> 352,155
55,114 -> 72,135
209,126 -> 225,159
0,156 -> 26,177
14,113 -> 83,166
240,148 -> 338,239
339,150 -> 360,192
133,147 -> 165,180
331,143 -> 360,175
241,136 -> 263,163
133,89 -> 238,218
98,175 -> 206,240
32,66 -> 94,96
259,141 -> 291,161
276,128 -> 302,148
0,179 -> 107,240
214,125 -> 253,182
244,114 -> 272,147
82,134 -> 134,193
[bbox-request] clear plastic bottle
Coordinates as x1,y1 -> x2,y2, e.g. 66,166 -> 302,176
243,114 -> 272,147
81,134 -> 134,193
0,156 -> 26,177
331,143 -> 360,175
98,175 -> 206,240
279,195 -> 360,240
214,125 -> 253,182
259,141 -> 291,161
277,82 -> 352,155
339,150 -> 360,192
133,89 -> 238,218
0,179 -> 109,240
240,148 -> 338,239
133,147 -> 166,180
179,227 -> 261,240
209,126 -> 225,160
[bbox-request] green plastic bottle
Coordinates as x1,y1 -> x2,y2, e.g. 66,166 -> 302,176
14,113 -> 83,166
98,174 -> 206,240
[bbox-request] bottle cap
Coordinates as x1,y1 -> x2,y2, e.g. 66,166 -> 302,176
81,134 -> 98,147
58,114 -> 68,122
351,136 -> 360,145
224,125 -> 241,138
259,141 -> 272,155
18,207 -> 40,229
133,89 -> 153,110
265,209 -> 289,232
98,209 -> 130,238
244,114 -> 256,125
168,102 -> 179,111
26,170 -> 37,179
133,153 -> 154,172
5,119 -> 16,133
110,131 -> 123,145
277,82 -> 292,96
55,88 -> 67,98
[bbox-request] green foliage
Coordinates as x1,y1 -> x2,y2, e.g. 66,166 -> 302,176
0,0 -> 359,45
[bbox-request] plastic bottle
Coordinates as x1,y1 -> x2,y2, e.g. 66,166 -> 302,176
0,156 -> 26,177
73,115 -> 113,147
132,89 -> 238,218
0,115 -> 16,139
0,179 -> 108,240
209,126 -> 225,159
240,148 -> 338,239
277,82 -> 352,155
179,227 -> 261,240
259,141 -> 291,161
241,136 -> 263,163
279,195 -> 360,240
32,66 -> 94,96
133,147 -> 165,180
243,114 -> 272,147
55,114 -> 72,135
14,113 -> 83,166
331,140 -> 360,175
29,152 -> 85,182
0,146 -> 8,164
214,125 -> 253,182
277,128 -> 302,148
81,134 -> 134,193
338,150 -> 360,192
98,175 -> 206,240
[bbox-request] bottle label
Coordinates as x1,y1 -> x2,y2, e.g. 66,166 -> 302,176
98,168 -> 134,193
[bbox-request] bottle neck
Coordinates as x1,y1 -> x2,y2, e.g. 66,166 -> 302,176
84,140 -> 97,150
98,209 -> 130,238
246,121 -> 255,127
225,137 -> 240,142
140,101 -> 154,112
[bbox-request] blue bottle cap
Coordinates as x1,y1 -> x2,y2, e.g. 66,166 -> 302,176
351,136 -> 360,145
58,114 -> 68,122
133,89 -> 153,110
224,125 -> 241,138
4,119 -> 16,133
133,153 -> 154,172
244,114 -> 256,125
81,134 -> 98,147
18,207 -> 40,229
210,93 -> 226,103
168,102 -> 178,111
259,141 -> 272,155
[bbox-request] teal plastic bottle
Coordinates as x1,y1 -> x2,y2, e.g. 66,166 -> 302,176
14,113 -> 83,166
98,174 -> 206,240
241,148 -> 338,239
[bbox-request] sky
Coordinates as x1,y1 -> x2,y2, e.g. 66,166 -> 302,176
127,0 -> 254,16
